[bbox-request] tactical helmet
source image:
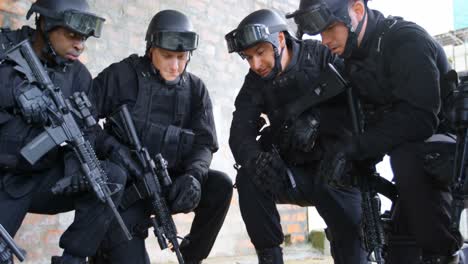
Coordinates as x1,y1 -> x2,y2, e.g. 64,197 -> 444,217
145,10 -> 199,52
286,0 -> 368,58
225,9 -> 288,54
286,0 -> 353,35
26,0 -> 105,38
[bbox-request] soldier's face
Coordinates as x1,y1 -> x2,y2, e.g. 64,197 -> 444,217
240,42 -> 276,78
320,21 -> 349,56
48,27 -> 86,61
150,48 -> 189,81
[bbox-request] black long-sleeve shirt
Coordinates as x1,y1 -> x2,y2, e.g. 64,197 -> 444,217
229,38 -> 342,166
346,9 -> 449,159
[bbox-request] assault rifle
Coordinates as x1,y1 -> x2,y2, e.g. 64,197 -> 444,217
108,104 -> 184,264
4,40 -> 131,241
451,73 -> 468,232
328,63 -> 397,264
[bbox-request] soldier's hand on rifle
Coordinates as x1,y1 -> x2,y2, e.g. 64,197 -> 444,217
168,174 -> 201,214
53,153 -> 89,195
61,172 -> 89,195
14,81 -> 52,125
246,151 -> 288,196
320,136 -> 359,187
109,146 -> 143,179
101,136 -> 143,179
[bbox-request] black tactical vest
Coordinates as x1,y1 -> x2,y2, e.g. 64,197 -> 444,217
125,55 -> 194,168
346,17 -> 455,133
262,39 -> 325,127
0,26 -> 34,56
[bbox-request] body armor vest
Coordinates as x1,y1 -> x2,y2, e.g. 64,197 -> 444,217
258,39 -> 345,161
346,17 -> 455,133
125,55 -> 194,168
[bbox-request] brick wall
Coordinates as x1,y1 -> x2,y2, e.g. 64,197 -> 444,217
1,1 -> 310,263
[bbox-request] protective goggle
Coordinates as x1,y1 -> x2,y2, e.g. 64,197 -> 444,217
225,24 -> 280,53
286,4 -> 337,35
62,10 -> 105,38
148,31 -> 199,51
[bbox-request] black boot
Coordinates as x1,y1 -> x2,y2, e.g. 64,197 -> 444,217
256,246 -> 284,264
51,253 -> 87,264
421,253 -> 459,264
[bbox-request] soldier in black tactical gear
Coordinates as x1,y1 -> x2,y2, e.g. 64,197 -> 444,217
89,9 -> 233,264
225,9 -> 367,264
288,0 -> 464,263
0,1 -> 127,263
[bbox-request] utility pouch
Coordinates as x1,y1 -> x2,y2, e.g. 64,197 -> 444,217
421,141 -> 455,187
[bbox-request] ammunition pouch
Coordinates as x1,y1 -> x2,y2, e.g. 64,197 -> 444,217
108,111 -> 194,169
161,125 -> 194,168
278,109 -> 320,154
421,141 -> 455,187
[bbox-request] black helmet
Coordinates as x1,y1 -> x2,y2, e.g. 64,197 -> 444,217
286,0 -> 368,58
26,0 -> 105,38
286,0 -> 353,35
145,10 -> 199,52
225,9 -> 288,53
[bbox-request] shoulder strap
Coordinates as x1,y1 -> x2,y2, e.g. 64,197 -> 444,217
174,74 -> 191,126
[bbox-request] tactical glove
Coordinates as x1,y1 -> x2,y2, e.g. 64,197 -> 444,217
101,136 -> 143,179
319,137 -> 359,187
247,151 -> 288,196
52,153 -> 89,195
14,82 -> 52,125
60,172 -> 89,195
108,146 -> 143,179
168,174 -> 201,214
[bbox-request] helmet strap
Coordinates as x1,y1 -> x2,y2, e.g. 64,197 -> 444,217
342,7 -> 367,59
261,42 -> 285,81
37,17 -> 71,69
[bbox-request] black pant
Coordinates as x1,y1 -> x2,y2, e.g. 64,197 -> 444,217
236,163 -> 367,264
0,160 -> 127,257
95,169 -> 233,263
387,141 -> 462,262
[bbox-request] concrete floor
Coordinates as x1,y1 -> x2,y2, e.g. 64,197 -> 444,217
160,244 -> 334,264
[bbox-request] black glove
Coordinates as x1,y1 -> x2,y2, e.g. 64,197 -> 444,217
109,146 -> 143,179
168,174 -> 201,214
320,137 -> 359,187
61,172 -> 89,195
52,153 -> 89,195
14,81 -> 52,125
101,136 -> 143,179
247,151 -> 288,196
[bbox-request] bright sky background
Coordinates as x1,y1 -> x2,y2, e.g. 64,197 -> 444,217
367,0 -> 454,35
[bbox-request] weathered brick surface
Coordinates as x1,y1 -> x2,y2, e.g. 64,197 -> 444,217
0,1 -> 311,262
